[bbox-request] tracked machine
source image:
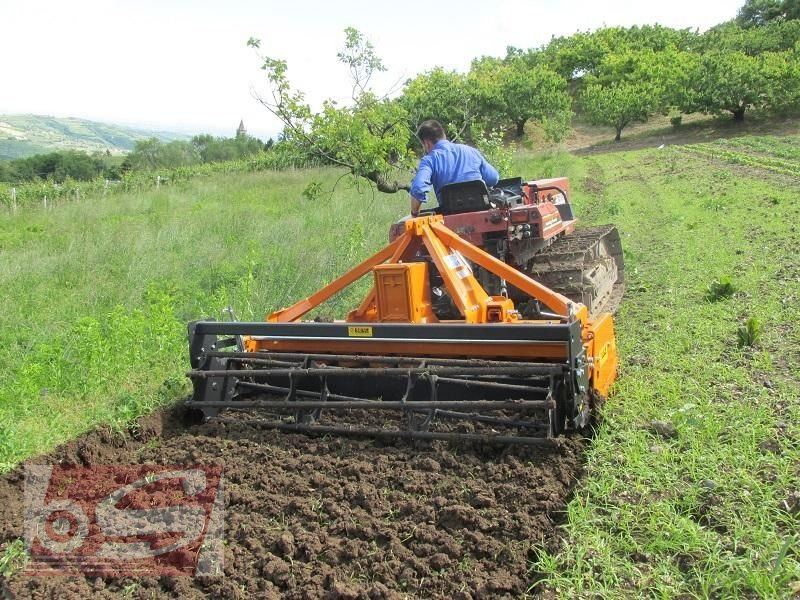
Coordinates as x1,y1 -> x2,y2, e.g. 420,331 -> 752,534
186,177 -> 623,445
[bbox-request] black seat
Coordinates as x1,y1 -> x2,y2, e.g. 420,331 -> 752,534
438,180 -> 492,215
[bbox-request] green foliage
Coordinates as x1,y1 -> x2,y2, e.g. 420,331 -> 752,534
737,0 -> 800,27
122,138 -> 202,171
737,316 -> 764,347
401,68 -> 474,140
0,149 -> 320,210
470,57 -> 572,139
0,540 -> 27,578
705,276 -> 736,301
337,26 -> 387,99
580,80 -> 660,141
472,128 -> 513,177
302,181 -> 323,201
541,25 -> 697,81
679,49 -> 796,120
191,134 -> 266,163
1,150 -> 108,183
251,29 -> 414,194
702,19 -> 800,54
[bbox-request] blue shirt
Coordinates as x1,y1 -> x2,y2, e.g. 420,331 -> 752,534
409,140 -> 500,203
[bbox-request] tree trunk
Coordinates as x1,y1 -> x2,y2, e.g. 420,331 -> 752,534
732,107 -> 746,122
614,126 -> 622,142
515,119 -> 527,137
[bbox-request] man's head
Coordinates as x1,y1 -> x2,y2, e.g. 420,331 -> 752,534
416,120 -> 446,153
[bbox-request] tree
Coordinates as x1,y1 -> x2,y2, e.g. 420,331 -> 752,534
122,138 -> 201,171
737,0 -> 800,27
701,19 -> 800,54
1,150 -> 106,182
577,48 -> 673,140
470,57 -> 572,139
191,134 -> 266,163
541,25 -> 696,82
401,68 -> 474,140
249,29 -> 414,194
581,82 -> 660,141
680,50 -> 790,120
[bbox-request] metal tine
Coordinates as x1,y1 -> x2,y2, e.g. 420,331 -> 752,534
229,383 -> 554,411
195,397 -> 553,410
216,418 -> 559,447
237,380 -> 369,402
203,351 -> 564,370
190,365 -> 560,378
431,410 -> 548,430
430,375 -> 550,394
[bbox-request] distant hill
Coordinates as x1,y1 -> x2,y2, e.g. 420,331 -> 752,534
0,114 -> 188,160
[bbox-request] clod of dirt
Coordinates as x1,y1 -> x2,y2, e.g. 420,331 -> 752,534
779,490 -> 800,515
648,420 -> 679,439
758,439 -> 781,454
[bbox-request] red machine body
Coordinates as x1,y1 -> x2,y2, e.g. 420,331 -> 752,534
390,177 -> 576,269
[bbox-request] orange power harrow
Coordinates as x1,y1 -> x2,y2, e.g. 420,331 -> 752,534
186,215 -> 618,445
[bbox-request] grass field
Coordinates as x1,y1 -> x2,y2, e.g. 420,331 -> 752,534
1,129 -> 799,597
522,138 -> 800,597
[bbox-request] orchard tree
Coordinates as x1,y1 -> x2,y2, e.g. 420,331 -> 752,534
737,0 -> 800,27
541,25 -> 696,82
249,29 -> 414,194
578,49 -> 673,140
581,82 -> 660,141
681,50 -> 786,120
401,68 -> 475,140
701,19 -> 800,54
468,55 -> 572,139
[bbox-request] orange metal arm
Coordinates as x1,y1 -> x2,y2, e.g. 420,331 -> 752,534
430,220 -> 577,319
268,230 -> 412,322
420,220 -> 489,323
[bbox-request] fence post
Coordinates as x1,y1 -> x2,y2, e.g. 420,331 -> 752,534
156,175 -> 161,188
43,194 -> 47,209
76,188 -> 80,202
11,187 -> 16,212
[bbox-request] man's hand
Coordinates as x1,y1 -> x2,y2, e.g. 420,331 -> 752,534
410,197 -> 423,217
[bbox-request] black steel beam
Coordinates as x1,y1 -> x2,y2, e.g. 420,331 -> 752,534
191,320 -> 574,343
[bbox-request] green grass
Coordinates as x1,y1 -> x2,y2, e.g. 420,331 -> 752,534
517,142 -> 800,598
0,170 -> 406,468
2,130 -> 800,597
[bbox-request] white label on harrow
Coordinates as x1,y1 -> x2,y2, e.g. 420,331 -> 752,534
444,253 -> 464,270
445,252 -> 472,278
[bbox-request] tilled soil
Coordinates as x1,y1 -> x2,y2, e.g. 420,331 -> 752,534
0,407 -> 586,599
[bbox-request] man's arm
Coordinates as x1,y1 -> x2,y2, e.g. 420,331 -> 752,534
478,153 -> 500,187
409,156 -> 432,216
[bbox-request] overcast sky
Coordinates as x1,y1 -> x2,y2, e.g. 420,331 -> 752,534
0,0 -> 744,139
